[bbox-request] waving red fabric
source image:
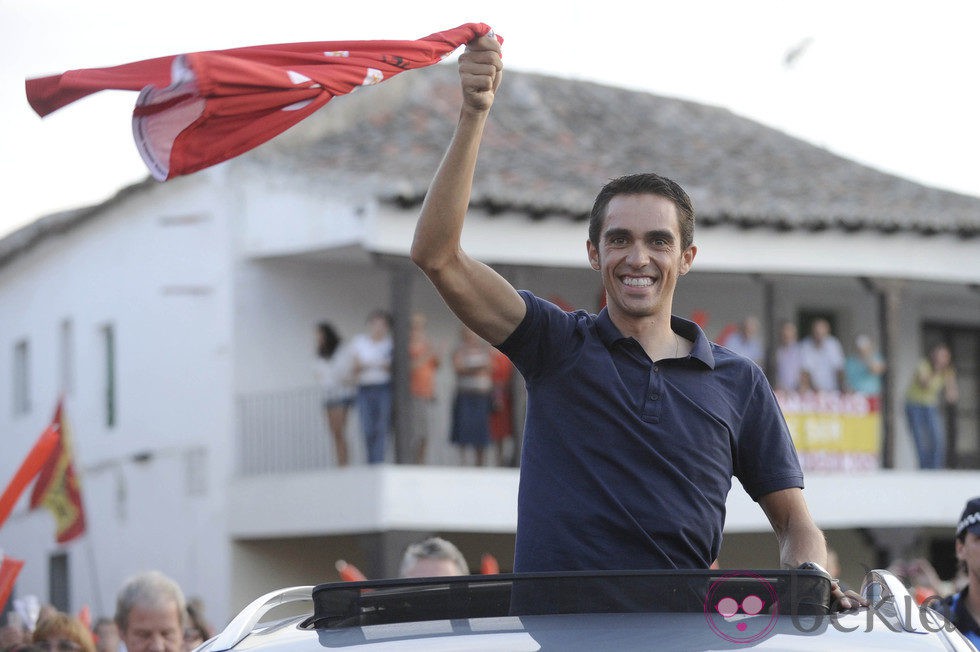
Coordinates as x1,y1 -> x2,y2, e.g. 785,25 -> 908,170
26,23 -> 499,180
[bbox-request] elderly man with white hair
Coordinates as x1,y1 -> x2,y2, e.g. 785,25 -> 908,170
115,571 -> 186,652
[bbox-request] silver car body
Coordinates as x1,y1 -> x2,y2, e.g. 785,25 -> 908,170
202,570 -> 978,651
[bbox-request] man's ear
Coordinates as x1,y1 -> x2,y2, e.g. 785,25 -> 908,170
587,240 -> 600,270
679,244 -> 698,275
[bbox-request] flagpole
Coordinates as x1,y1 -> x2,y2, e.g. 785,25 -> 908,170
75,400 -> 103,618
83,533 -> 105,617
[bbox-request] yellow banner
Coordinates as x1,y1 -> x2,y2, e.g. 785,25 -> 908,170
776,391 -> 881,472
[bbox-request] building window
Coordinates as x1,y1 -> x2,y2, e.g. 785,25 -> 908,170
60,319 -> 74,395
101,324 -> 116,428
48,552 -> 69,613
12,339 -> 30,416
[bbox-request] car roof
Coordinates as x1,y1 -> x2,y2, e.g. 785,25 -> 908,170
212,611 -> 961,651
204,570 -> 977,652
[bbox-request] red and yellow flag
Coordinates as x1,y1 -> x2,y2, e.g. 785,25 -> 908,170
0,420 -> 59,530
0,554 -> 25,613
28,401 -> 87,543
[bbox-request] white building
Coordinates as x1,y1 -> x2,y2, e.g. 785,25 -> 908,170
1,65 -> 978,626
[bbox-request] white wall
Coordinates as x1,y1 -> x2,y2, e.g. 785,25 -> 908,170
234,164 -> 372,259
0,172 -> 235,624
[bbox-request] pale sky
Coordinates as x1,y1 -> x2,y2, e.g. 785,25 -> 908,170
2,0 -> 979,240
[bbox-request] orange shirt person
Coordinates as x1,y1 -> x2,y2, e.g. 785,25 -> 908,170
408,313 -> 441,464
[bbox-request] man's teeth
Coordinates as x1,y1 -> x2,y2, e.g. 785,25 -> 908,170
623,277 -> 653,287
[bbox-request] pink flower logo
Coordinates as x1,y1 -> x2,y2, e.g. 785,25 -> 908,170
704,571 -> 779,643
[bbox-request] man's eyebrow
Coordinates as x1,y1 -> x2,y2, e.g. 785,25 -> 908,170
602,227 -> 676,242
644,229 -> 675,241
602,227 -> 631,240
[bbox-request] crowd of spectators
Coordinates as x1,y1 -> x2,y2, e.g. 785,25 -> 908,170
722,315 -> 886,396
1,571 -> 213,652
312,309 -> 960,470
721,314 -> 961,470
313,311 -> 515,467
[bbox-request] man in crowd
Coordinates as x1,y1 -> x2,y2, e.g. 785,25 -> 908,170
410,34 -> 857,608
934,497 -> 980,646
774,320 -> 803,391
799,318 -> 847,392
93,617 -> 121,652
398,537 -> 469,578
724,315 -> 764,368
115,571 -> 185,652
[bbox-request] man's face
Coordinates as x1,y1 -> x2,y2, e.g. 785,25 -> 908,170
121,602 -> 182,652
811,320 -> 830,342
95,622 -> 120,652
781,323 -> 797,344
587,194 -> 695,324
368,316 -> 389,340
956,532 -> 980,581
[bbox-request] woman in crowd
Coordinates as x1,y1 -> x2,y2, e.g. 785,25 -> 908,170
450,326 -> 493,466
314,322 -> 356,466
351,310 -> 394,464
182,599 -> 213,652
32,613 -> 94,652
905,342 -> 959,469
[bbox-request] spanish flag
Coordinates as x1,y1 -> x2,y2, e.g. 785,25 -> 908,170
29,402 -> 87,544
0,400 -> 86,544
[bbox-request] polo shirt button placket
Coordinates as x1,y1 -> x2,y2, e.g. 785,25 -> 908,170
643,367 -> 664,422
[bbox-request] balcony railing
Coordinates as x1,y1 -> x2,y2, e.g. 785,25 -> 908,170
235,387 -> 508,474
237,387 -> 973,476
237,387 -> 337,475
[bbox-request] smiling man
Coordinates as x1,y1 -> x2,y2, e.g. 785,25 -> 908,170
411,35 -> 841,596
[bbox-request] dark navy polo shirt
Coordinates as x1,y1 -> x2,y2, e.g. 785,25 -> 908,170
498,291 -> 804,572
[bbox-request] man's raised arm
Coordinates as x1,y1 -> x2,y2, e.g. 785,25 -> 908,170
410,36 -> 525,346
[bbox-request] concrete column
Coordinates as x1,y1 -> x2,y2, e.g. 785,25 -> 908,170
386,257 -> 414,464
757,274 -> 776,378
875,278 -> 906,469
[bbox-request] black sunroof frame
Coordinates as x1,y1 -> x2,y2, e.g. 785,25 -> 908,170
310,569 -> 833,629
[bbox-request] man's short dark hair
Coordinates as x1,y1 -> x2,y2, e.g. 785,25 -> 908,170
588,173 -> 695,252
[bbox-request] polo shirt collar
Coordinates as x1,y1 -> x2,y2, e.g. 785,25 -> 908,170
595,308 -> 715,369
